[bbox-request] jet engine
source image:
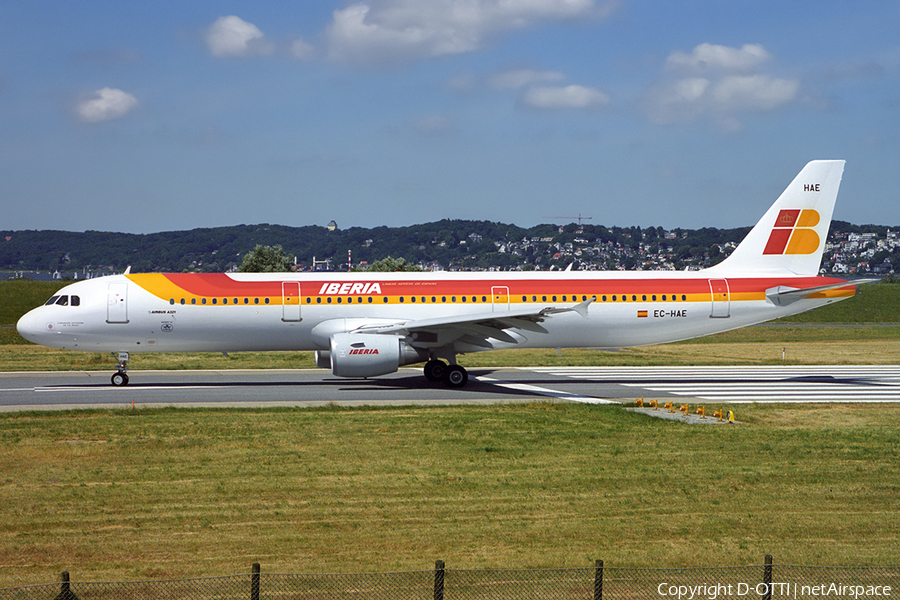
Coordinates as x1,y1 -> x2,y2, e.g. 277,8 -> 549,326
316,333 -> 427,378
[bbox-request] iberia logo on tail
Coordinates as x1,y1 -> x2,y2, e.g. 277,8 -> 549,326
763,209 -> 821,255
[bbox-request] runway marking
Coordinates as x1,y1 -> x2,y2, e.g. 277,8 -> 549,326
525,366 -> 900,403
475,376 -> 616,404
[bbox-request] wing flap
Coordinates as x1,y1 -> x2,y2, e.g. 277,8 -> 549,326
350,298 -> 594,348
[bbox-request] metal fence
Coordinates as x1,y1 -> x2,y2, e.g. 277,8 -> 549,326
2,558 -> 898,600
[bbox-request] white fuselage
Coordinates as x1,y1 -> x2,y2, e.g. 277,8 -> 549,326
16,269 -> 855,356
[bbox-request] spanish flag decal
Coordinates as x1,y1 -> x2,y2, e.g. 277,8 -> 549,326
763,209 -> 820,255
637,310 -> 648,318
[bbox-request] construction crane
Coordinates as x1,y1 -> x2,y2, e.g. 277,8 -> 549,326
543,213 -> 593,226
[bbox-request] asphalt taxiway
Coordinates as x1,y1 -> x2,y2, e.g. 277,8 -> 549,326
2,365 -> 900,412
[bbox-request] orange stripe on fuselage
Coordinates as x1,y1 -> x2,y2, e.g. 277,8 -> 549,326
127,273 -> 853,306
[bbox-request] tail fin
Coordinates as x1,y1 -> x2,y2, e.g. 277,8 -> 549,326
707,160 -> 845,276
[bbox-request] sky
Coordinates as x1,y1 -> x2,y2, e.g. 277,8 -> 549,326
1,0 -> 899,235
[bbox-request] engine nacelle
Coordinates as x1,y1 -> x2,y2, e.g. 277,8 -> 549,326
325,333 -> 427,378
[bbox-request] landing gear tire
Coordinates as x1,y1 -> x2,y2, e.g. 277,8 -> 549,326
111,372 -> 129,386
424,360 -> 447,382
444,365 -> 468,388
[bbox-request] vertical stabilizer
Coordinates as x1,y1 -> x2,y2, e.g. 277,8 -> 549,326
707,160 -> 845,276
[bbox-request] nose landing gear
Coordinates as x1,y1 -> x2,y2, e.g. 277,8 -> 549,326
111,352 -> 130,386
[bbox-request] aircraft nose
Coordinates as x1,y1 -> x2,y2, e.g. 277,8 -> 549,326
16,308 -> 48,344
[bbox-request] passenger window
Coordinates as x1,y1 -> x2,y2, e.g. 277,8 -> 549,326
191,298 -> 197,305
170,299 -> 175,305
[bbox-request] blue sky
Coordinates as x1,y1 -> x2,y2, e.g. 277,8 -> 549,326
1,0 -> 898,234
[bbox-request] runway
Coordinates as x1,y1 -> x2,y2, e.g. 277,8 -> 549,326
2,365 -> 900,412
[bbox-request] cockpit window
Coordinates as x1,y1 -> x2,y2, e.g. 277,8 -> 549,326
45,296 -> 59,306
70,295 -> 80,306
55,296 -> 69,306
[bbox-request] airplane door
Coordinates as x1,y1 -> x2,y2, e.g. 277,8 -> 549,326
107,282 -> 129,323
709,279 -> 730,318
491,286 -> 509,312
282,282 -> 301,322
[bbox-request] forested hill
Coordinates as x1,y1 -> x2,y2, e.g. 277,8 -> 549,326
1,219 -> 897,275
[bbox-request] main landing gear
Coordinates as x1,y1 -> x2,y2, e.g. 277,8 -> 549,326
111,352 -> 129,386
423,359 -> 468,388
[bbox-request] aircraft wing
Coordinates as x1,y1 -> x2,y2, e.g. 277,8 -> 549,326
765,279 -> 876,307
350,298 -> 594,349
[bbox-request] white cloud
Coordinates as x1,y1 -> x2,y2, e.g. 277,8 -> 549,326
290,38 -> 315,61
76,88 -> 139,122
490,68 -> 565,89
413,114 -> 454,135
205,16 -> 273,57
644,43 -> 799,128
523,85 -> 610,110
666,43 -> 770,73
712,75 -> 799,111
326,0 -> 606,65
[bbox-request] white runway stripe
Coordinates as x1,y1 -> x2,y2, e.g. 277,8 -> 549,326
524,366 -> 900,402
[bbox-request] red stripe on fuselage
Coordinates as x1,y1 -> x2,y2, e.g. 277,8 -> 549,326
140,273 -> 850,300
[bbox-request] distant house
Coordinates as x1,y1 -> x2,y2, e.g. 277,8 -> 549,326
327,220 -> 338,231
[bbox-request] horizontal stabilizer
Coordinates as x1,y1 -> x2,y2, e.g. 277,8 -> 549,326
765,280 -> 873,306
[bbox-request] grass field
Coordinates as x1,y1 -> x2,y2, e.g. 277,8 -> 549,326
1,279 -> 899,587
1,403 -> 899,588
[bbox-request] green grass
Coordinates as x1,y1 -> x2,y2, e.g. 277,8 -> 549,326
0,403 -> 898,588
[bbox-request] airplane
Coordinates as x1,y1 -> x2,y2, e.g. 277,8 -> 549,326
17,160 -> 863,388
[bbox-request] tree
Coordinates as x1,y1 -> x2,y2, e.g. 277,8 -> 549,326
238,245 -> 293,272
357,256 -> 422,272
